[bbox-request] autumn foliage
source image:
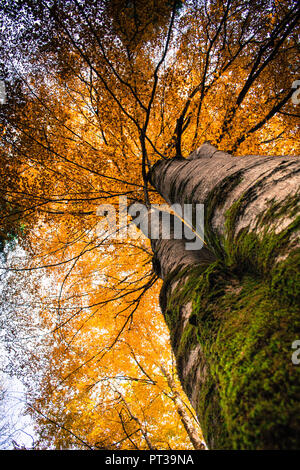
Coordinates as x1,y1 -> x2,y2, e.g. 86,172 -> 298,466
0,0 -> 299,449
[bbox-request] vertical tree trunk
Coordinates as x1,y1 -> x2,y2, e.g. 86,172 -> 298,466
148,143 -> 300,449
159,363 -> 206,450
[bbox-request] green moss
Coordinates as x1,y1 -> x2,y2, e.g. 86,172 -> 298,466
270,251 -> 300,306
207,276 -> 300,449
161,264 -> 208,350
162,192 -> 300,449
256,194 -> 299,227
165,258 -> 300,449
204,171 -> 244,259
224,193 -> 300,278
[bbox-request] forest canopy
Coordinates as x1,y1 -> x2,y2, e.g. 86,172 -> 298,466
0,0 -> 299,450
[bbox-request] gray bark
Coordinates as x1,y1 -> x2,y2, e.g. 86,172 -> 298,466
159,363 -> 205,450
146,143 -> 300,449
149,142 -> 299,270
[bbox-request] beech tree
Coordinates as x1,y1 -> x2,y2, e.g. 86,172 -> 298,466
147,142 -> 300,449
0,0 -> 299,449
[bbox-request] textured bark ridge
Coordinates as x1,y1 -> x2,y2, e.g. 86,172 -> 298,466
149,143 -> 300,449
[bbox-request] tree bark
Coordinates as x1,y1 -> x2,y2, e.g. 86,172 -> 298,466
148,143 -> 300,449
159,363 -> 206,450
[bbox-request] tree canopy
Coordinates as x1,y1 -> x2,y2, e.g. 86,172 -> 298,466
0,0 -> 299,449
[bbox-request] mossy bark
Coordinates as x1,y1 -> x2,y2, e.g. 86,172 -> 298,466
149,143 -> 300,449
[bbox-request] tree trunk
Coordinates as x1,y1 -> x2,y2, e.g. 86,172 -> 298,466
148,143 -> 300,449
159,363 -> 206,450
